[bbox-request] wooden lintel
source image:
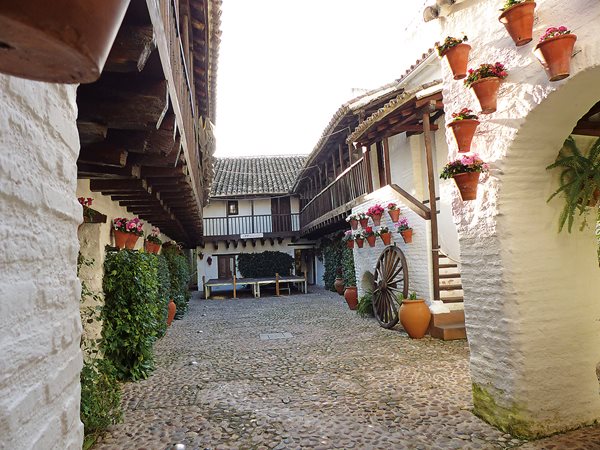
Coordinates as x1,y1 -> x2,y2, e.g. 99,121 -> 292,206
141,166 -> 187,178
78,143 -> 128,167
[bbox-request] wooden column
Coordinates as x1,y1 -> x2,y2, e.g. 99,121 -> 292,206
363,145 -> 374,193
382,137 -> 392,185
318,166 -> 323,190
422,109 -> 440,301
331,153 -> 337,178
338,143 -> 345,172
276,273 -> 280,296
348,143 -> 354,165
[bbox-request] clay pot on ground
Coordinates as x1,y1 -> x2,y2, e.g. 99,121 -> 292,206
346,240 -> 354,250
0,0 -> 130,83
380,232 -> 392,246
125,233 -> 139,249
401,229 -> 413,244
534,34 -> 577,82
344,286 -> 358,310
399,299 -> 431,339
498,1 -> 536,47
366,235 -> 376,247
113,229 -> 129,249
470,77 -> 501,114
448,119 -> 480,153
334,277 -> 345,295
145,241 -> 161,254
388,209 -> 401,223
350,219 -> 358,230
359,218 -> 369,228
355,237 -> 364,248
441,43 -> 471,79
371,214 -> 382,226
453,172 -> 481,201
167,299 -> 176,326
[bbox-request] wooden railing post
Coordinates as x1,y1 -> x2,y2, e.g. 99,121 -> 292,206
233,274 -> 237,299
275,273 -> 280,297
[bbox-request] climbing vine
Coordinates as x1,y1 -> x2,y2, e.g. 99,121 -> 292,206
321,236 -> 345,291
162,243 -> 192,319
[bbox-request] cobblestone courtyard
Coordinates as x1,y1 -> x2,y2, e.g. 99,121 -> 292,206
94,289 -> 600,450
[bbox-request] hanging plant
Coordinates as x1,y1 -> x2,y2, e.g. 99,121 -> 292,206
395,218 -> 413,244
498,0 -> 536,46
435,35 -> 470,80
464,63 -> 508,114
440,154 -> 490,201
546,136 -> 600,232
448,108 -> 480,153
534,26 -> 577,82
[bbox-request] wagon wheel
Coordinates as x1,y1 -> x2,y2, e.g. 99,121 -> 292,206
372,246 -> 409,329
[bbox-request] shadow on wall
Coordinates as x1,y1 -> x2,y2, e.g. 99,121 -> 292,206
360,270 -> 375,295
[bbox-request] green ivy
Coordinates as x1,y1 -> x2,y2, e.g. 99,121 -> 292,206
321,237 -> 344,291
342,246 -> 356,287
155,255 -> 171,339
237,251 -> 294,278
102,250 -> 160,381
162,245 -> 192,319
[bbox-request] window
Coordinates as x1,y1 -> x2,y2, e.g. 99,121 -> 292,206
227,200 -> 238,215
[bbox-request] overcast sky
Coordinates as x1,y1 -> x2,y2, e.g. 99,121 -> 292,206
214,1 -> 431,157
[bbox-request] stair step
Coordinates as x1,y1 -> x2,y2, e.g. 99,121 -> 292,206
431,309 -> 465,327
441,296 -> 464,303
440,284 -> 462,291
439,263 -> 458,268
430,323 -> 467,341
439,273 -> 461,279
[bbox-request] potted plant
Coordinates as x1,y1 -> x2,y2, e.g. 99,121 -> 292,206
440,154 -> 490,201
343,230 -> 355,249
396,218 -> 413,244
145,226 -> 162,254
436,35 -> 470,80
534,26 -> 577,82
363,226 -> 376,247
355,231 -> 365,248
448,108 -> 479,153
357,212 -> 369,229
367,204 -> 385,226
464,63 -> 508,114
398,292 -> 431,339
346,213 -> 360,230
125,218 -> 143,249
334,267 -> 345,295
387,202 -> 401,223
498,0 -> 536,47
342,247 -> 358,310
112,217 -> 130,249
546,136 -> 600,232
378,226 -> 392,246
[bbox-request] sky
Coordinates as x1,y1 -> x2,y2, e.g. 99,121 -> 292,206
214,0 -> 431,157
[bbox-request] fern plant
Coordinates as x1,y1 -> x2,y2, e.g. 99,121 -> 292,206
546,136 -> 600,232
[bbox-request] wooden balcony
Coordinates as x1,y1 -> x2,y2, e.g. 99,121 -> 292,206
203,214 -> 300,241
299,157 -> 369,236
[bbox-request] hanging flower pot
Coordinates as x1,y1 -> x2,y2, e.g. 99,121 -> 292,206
125,233 -> 139,249
343,230 -> 354,249
441,155 -> 489,202
465,63 -> 508,114
355,237 -> 364,248
366,235 -> 376,247
380,232 -> 392,246
167,299 -> 176,326
349,219 -> 358,230
447,109 -> 480,153
371,214 -> 382,226
436,36 -> 470,80
113,229 -> 129,249
367,204 -> 385,226
387,203 -> 401,223
0,0 -> 130,83
399,296 -> 431,339
454,172 -> 481,201
344,286 -> 358,310
145,241 -> 161,254
334,277 -> 345,295
534,29 -> 577,82
359,218 -> 369,228
401,229 -> 413,244
498,1 -> 536,47
346,239 -> 355,250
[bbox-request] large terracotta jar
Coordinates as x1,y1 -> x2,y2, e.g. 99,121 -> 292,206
448,119 -> 480,153
498,2 -> 536,47
344,287 -> 358,310
441,43 -> 471,79
380,232 -> 392,246
453,172 -> 480,201
113,229 -> 129,249
167,299 -> 176,326
534,34 -> 577,82
399,299 -> 431,339
388,209 -> 401,223
470,77 -> 501,114
334,277 -> 345,295
125,233 -> 139,249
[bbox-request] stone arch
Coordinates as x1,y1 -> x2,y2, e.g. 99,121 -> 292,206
461,65 -> 600,438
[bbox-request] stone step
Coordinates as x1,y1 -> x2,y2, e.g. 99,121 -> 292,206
430,323 -> 467,340
431,309 -> 465,327
438,273 -> 461,279
441,295 -> 464,303
439,283 -> 462,290
439,267 -> 461,276
441,289 -> 464,298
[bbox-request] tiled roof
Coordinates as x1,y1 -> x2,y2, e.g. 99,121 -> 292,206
210,155 -> 307,197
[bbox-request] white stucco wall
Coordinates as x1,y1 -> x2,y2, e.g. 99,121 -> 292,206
434,0 -> 600,436
0,76 -> 84,449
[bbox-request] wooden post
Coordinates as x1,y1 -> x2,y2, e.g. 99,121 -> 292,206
363,145 -> 374,193
348,143 -> 354,165
331,154 -> 337,178
275,273 -> 280,296
202,275 -> 207,299
383,137 -> 392,186
422,109 -> 440,301
233,275 -> 237,299
303,270 -> 308,294
338,143 -> 345,172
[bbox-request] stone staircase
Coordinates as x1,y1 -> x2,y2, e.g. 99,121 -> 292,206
429,254 -> 467,340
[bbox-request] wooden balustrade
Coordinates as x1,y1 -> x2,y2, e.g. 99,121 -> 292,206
204,214 -> 300,237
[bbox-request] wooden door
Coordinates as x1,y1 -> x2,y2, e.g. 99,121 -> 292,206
271,196 -> 291,232
217,255 -> 235,279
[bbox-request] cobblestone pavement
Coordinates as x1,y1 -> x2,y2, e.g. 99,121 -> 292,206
94,289 -> 600,450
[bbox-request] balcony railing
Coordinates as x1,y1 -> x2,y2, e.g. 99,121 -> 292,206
203,214 -> 300,238
300,157 -> 368,229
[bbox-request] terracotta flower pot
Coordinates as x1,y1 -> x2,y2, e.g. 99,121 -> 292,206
359,218 -> 369,228
442,43 -> 471,80
145,241 -> 161,254
388,209 -> 401,223
349,219 -> 358,230
334,277 -> 345,295
0,0 -> 130,83
346,240 -> 355,250
399,299 -> 431,339
125,233 -> 139,250
344,286 -> 358,310
448,119 -> 480,153
167,299 -> 176,326
453,172 -> 481,201
380,232 -> 392,246
366,235 -> 376,247
498,2 -> 536,47
580,187 -> 600,207
470,77 -> 501,114
401,229 -> 413,244
355,238 -> 364,248
113,229 -> 129,249
534,34 -> 577,82
371,214 -> 382,226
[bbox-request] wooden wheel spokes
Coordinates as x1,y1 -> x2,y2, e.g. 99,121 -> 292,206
372,246 -> 409,329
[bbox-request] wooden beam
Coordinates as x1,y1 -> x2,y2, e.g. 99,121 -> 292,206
338,143 -> 344,172
363,146 -> 373,193
382,138 -> 392,186
423,112 -> 440,302
77,121 -> 107,146
77,163 -> 136,179
78,143 -> 128,167
89,179 -> 148,193
105,25 -> 155,73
